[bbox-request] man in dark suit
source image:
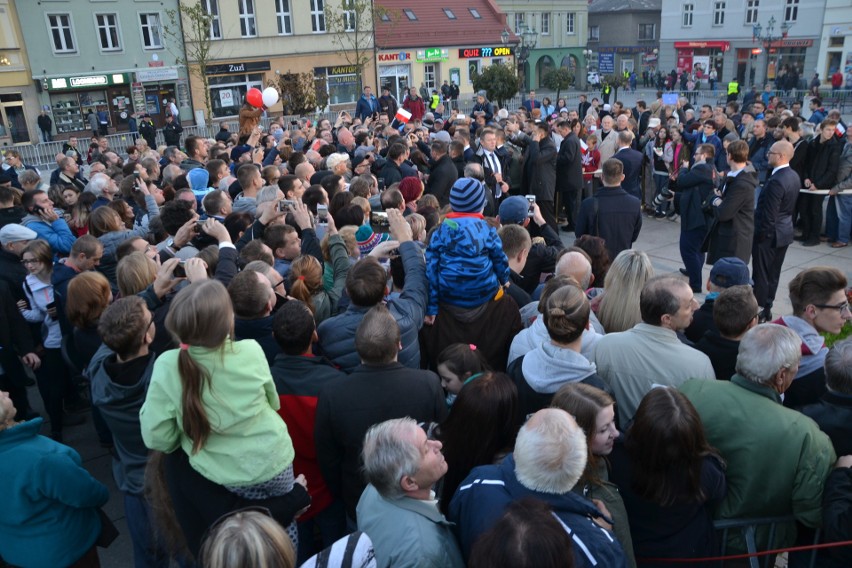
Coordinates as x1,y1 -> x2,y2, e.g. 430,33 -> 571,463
674,143 -> 717,292
425,140 -> 458,206
575,158 -> 643,260
752,140 -> 800,322
706,140 -> 757,265
613,130 -> 644,201
521,90 -> 540,113
578,94 -> 591,120
555,120 -> 584,231
517,122 -> 558,231
474,128 -> 512,206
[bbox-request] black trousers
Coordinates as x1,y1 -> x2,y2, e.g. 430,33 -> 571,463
35,348 -> 74,437
752,240 -> 788,309
560,189 -> 582,227
539,200 -> 557,233
799,193 -> 824,243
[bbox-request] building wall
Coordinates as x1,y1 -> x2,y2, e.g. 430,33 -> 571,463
659,0 -> 826,88
183,0 -> 376,120
0,0 -> 39,146
816,0 -> 852,86
589,10 -> 661,78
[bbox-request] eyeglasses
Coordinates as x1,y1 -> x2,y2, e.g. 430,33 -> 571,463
814,302 -> 851,314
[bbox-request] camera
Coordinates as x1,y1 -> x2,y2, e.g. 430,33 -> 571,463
653,186 -> 675,209
371,211 -> 389,229
173,259 -> 187,278
278,199 -> 295,212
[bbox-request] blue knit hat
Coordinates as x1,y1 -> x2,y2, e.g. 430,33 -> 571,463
187,168 -> 210,191
449,178 -> 486,213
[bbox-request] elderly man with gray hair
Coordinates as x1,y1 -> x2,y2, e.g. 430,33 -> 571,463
356,417 -> 465,568
85,172 -> 119,209
680,324 -> 836,550
449,408 -> 628,567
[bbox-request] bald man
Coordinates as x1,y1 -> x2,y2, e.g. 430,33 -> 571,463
752,140 -> 800,322
294,162 -> 316,187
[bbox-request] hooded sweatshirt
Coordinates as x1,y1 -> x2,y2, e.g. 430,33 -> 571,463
88,344 -> 156,496
20,274 -> 61,348
509,314 -> 602,365
776,315 -> 829,379
521,341 -> 599,394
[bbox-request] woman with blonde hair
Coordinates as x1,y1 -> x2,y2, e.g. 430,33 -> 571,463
551,383 -> 636,567
199,509 -> 295,568
289,220 -> 349,323
140,280 -> 301,552
597,250 -> 654,333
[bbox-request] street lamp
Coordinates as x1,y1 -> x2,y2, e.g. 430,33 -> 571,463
752,15 -> 793,88
583,48 -> 594,89
515,24 -> 538,91
501,29 -> 510,46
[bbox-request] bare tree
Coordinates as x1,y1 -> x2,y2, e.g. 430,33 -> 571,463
325,0 -> 390,91
163,1 -> 222,121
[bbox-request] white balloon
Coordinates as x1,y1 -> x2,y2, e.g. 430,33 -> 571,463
262,87 -> 280,107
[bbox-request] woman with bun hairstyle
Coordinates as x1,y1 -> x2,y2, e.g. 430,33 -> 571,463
507,281 -> 610,420
289,214 -> 348,323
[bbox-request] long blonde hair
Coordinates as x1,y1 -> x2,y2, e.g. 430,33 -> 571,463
598,250 -> 655,333
199,510 -> 295,568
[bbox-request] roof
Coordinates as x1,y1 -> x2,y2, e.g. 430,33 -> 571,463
588,0 -> 662,13
375,0 -> 514,49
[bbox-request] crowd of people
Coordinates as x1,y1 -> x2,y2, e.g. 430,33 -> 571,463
0,83 -> 851,568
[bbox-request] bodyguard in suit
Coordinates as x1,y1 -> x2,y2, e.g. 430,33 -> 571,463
674,143 -> 718,292
613,130 -> 644,201
514,122 -> 558,231
425,140 -> 458,206
474,128 -> 512,206
555,120 -> 584,231
752,140 -> 801,322
706,140 -> 757,265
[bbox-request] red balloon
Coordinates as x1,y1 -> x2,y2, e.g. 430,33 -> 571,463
246,88 -> 263,108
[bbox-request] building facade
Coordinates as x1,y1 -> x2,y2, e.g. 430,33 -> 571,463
815,0 -> 852,87
182,0 -> 376,122
588,0 -> 661,82
495,0 -> 589,90
375,1 -> 515,102
16,0 -> 192,139
0,0 -> 37,146
660,0 -> 826,89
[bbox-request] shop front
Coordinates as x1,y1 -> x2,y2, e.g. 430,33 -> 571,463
675,41 -> 730,84
205,60 -> 270,119
315,65 -> 360,106
133,67 -> 191,128
378,51 -> 413,101
43,73 -> 132,136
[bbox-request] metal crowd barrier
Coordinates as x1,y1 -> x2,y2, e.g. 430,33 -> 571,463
714,516 -> 820,568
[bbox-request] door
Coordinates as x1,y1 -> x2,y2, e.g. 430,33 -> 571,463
0,102 -> 30,144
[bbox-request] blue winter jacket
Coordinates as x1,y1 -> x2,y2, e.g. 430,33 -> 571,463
448,454 -> 628,568
0,418 -> 109,567
20,213 -> 76,255
355,94 -> 379,121
426,214 -> 509,316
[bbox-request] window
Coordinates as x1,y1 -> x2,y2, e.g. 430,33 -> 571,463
713,1 -> 725,26
588,25 -> 599,41
829,37 -> 844,48
238,0 -> 256,37
424,63 -> 436,90
311,0 -> 326,32
469,8 -> 481,19
403,9 -> 417,21
514,13 -> 524,33
443,8 -> 456,20
343,0 -> 356,31
682,4 -> 693,27
139,13 -> 163,49
202,0 -> 221,40
47,13 -> 76,53
275,0 -> 292,35
95,13 -> 121,51
566,12 -> 575,34
745,0 -> 759,25
541,13 -> 550,35
785,0 -> 798,22
638,23 -> 655,40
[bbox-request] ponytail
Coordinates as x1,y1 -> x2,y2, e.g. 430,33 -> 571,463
289,276 -> 315,314
178,349 -> 212,454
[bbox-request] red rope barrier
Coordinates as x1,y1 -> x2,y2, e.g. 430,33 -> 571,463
638,539 -> 852,563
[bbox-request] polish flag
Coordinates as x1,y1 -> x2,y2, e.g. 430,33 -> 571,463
395,108 -> 412,124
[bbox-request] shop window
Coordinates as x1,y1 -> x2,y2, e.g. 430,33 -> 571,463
209,73 -> 264,118
638,24 -> 655,41
276,0 -> 292,35
202,0 -> 221,40
47,13 -> 76,54
140,13 -> 163,49
311,0 -> 326,33
566,13 -> 575,35
239,0 -> 256,38
541,13 -> 550,36
95,13 -> 122,51
317,68 -> 359,105
682,4 -> 693,27
745,0 -> 759,25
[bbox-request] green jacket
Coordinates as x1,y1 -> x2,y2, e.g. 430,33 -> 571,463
140,339 -> 295,487
313,234 -> 350,323
680,375 -> 835,549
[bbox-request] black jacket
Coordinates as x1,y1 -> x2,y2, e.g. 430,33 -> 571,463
425,154 -> 458,206
378,160 -> 403,187
315,362 -> 446,520
163,122 -> 183,147
675,161 -> 716,232
694,330 -> 739,381
474,147 -> 512,203
0,280 -> 36,387
556,133 -> 584,194
0,249 -> 27,302
806,135 -> 841,190
706,168 -> 757,264
685,298 -> 716,344
234,316 -> 279,367
800,390 -> 852,457
754,166 -> 800,247
613,147 -> 645,199
518,222 -> 564,294
0,206 -> 25,229
575,187 -> 642,260
822,467 -> 852,567
519,135 -> 557,202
